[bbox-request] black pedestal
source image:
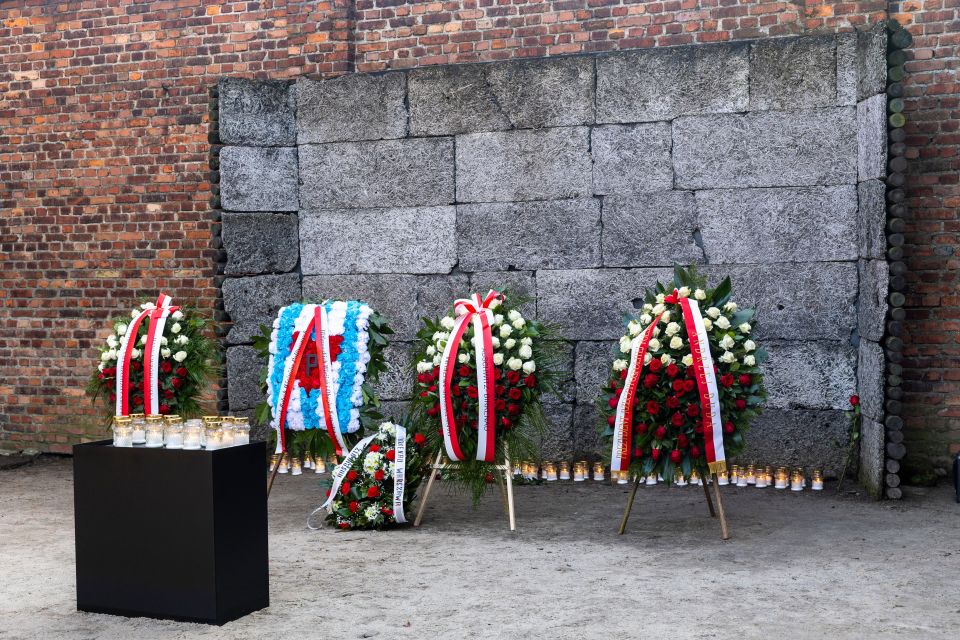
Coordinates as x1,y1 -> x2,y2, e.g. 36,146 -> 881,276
73,440 -> 269,625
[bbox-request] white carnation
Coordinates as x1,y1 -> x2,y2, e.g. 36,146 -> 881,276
719,335 -> 735,350
176,335 -> 188,345
612,359 -> 628,372
170,322 -> 182,334
499,324 -> 512,338
107,349 -> 118,360
642,303 -> 653,312
739,322 -> 752,334
518,345 -> 533,360
504,338 -> 515,349
508,309 -> 522,322
98,363 -> 105,372
648,338 -> 661,352
694,289 -> 706,300
719,351 -> 736,364
744,355 -> 756,366
744,340 -> 757,352
706,307 -> 721,319
171,310 -> 184,321
440,316 -> 455,330
161,348 -> 171,359
364,505 -> 380,521
363,452 -> 383,475
669,336 -> 683,350
173,351 -> 188,362
665,322 -> 680,337
507,357 -> 523,371
493,353 -> 504,365
619,336 -> 633,353
678,286 -> 691,298
682,354 -> 694,367
716,316 -> 731,330
522,360 -> 536,374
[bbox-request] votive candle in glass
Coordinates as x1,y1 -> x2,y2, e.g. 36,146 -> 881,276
291,456 -> 303,476
278,453 -> 290,474
615,469 -> 628,485
112,416 -> 133,447
203,417 -> 223,451
573,461 -> 587,481
745,464 -> 757,485
736,467 -> 749,487
592,462 -> 605,482
144,416 -> 165,448
645,473 -> 658,486
791,468 -> 805,491
674,470 -> 688,487
774,467 -> 789,489
729,465 -> 740,486
233,416 -> 251,446
559,462 -> 571,481
545,462 -> 558,482
315,457 -> 326,474
716,470 -> 729,486
163,415 -> 183,449
811,469 -> 824,491
269,453 -> 281,472
689,469 -> 701,486
755,467 -> 768,488
130,413 -> 147,445
183,419 -> 203,450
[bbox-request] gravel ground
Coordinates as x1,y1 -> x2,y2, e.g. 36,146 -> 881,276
1,457 -> 958,640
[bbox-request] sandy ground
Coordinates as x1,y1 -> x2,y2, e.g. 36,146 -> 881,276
0,457 -> 958,640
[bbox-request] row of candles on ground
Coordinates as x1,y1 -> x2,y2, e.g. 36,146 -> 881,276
112,414 -> 251,450
270,452 -> 327,476
517,462 -> 824,491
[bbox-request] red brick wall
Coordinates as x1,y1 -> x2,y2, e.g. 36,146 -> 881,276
0,1 -> 956,474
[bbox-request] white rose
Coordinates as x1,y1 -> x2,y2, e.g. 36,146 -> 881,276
520,337 -> 533,347
706,307 -> 721,319
431,332 -> 445,343
724,302 -> 738,313
494,314 -> 504,325
116,323 -> 127,335
433,354 -> 442,366
140,334 -> 148,345
488,297 -> 501,310
678,286 -> 691,298
173,351 -> 188,363
504,338 -> 515,349
643,352 -> 652,365
130,348 -> 141,358
458,353 -> 469,364
106,335 -> 118,348
107,349 -> 118,360
491,337 -> 501,348
703,318 -> 713,331
682,354 -> 694,367
518,345 -> 533,359
507,357 -> 523,371
508,309 -> 522,322
720,335 -> 735,350
171,322 -> 182,334
669,336 -> 683,350
648,338 -> 661,352
499,324 -> 512,338
739,323 -> 752,334
130,309 -> 139,319
652,326 -> 661,337
493,353 -> 504,365
98,363 -> 105,372
719,351 -> 735,364
744,355 -> 756,366
426,345 -> 436,356
176,335 -> 189,345
161,348 -> 171,359
660,354 -> 674,366
140,302 -> 156,310
661,311 -> 671,323
612,359 -> 628,372
619,336 -> 633,353
416,361 -> 431,373
159,336 -> 168,346
512,318 -> 525,330
744,340 -> 757,352
716,316 -> 731,330
652,304 -> 665,315
171,310 -> 184,321
522,360 -> 536,374
628,320 -> 641,336
642,303 -> 653,312
694,289 -> 706,301
665,322 -> 680,337
655,293 -> 665,304
639,314 -> 652,326
100,351 -> 112,362
440,316 -> 455,330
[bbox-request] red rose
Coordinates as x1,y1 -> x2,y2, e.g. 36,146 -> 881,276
508,388 -> 522,401
348,501 -> 359,513
608,396 -> 619,409
370,444 -> 380,452
686,403 -> 699,417
484,473 -> 494,483
500,417 -> 512,429
666,395 -> 680,409
643,373 -> 658,389
417,373 -> 429,384
670,449 -> 683,464
683,379 -> 695,392
723,421 -> 735,434
109,392 -> 116,402
524,375 -> 536,388
428,384 -> 437,392
507,371 -> 521,384
720,374 -> 735,389
347,470 -> 358,481
508,403 -> 520,415
495,384 -> 505,397
420,391 -> 429,398
341,482 -> 352,495
649,359 -> 662,372
493,369 -> 502,381
849,395 -> 860,406
172,378 -> 183,389
739,374 -> 751,386
467,386 -> 478,399
427,405 -> 440,417
651,448 -> 661,461
735,398 -> 747,410
672,379 -> 685,393
620,369 -> 628,380
654,426 -> 667,440
633,448 -> 644,459
695,424 -> 704,434
160,361 -> 172,373
646,400 -> 660,416
375,469 -> 386,481
666,364 -> 679,378
637,423 -> 648,435
414,433 -> 426,446
495,398 -> 506,411
381,507 -> 394,515
97,372 -> 104,381
433,367 -> 440,378
131,361 -> 141,371
451,385 -> 461,396
164,389 -> 174,399
459,365 -> 471,377
133,395 -> 143,407
385,449 -> 396,461
339,522 -> 350,529
671,412 -> 685,427
607,415 -> 616,426
159,404 -> 170,414
677,434 -> 689,448
690,445 -> 702,458
367,486 -> 380,498
176,367 -> 187,377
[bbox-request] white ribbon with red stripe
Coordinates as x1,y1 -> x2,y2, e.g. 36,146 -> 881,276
438,290 -> 502,462
143,296 -> 176,415
610,313 -> 662,473
115,293 -> 175,417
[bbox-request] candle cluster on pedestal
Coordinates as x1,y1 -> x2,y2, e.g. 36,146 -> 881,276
111,414 -> 251,451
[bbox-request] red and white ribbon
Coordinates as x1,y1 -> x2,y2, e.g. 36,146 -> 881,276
438,290 -> 502,462
115,293 -> 176,417
610,291 -> 727,475
392,425 -> 408,523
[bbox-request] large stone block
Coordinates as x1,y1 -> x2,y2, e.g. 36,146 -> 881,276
540,403 -> 574,460
457,199 -> 601,271
374,342 -> 414,401
763,340 -> 857,411
218,78 -> 296,146
455,128 -> 592,203
378,400 -> 412,424
301,274 -> 469,341
709,263 -> 857,340
574,341 -> 617,404
573,404 -> 603,457
858,179 -> 887,259
591,123 -> 673,195
299,206 -> 456,275
222,273 -> 301,345
537,268 -> 673,340
858,259 -> 889,342
596,42 -> 749,123
221,212 -> 298,276
296,73 -> 406,144
857,23 -> 887,101
468,271 -> 537,318
673,108 -> 857,188
835,33 -> 858,106
741,409 -> 849,475
858,94 -> 888,181
857,339 -> 885,422
749,35 -> 837,110
601,192 -> 702,267
220,146 -> 299,212
858,416 -> 884,498
299,138 -> 454,209
484,56 -> 595,129
697,186 -> 858,264
408,65 -> 511,136
226,346 -> 266,411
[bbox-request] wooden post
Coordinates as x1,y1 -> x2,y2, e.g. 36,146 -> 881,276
617,477 -> 641,535
712,474 -> 730,541
413,450 -> 443,527
702,480 -> 716,517
494,470 -> 509,516
504,444 -> 516,532
266,454 -> 282,497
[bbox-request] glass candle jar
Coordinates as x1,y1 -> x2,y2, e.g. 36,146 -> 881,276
130,413 -> 147,445
204,425 -> 223,450
755,466 -> 768,488
573,461 -> 587,482
163,416 -> 183,449
544,462 -> 558,481
774,467 -> 788,489
315,457 -> 326,474
674,470 -> 688,487
291,456 -> 303,476
183,419 -> 203,450
791,468 -> 805,491
233,416 -> 251,445
592,462 -> 605,481
113,416 -> 133,447
745,464 -> 757,485
558,461 -> 571,481
278,453 -> 290,474
811,469 -> 824,491
716,470 -> 729,486
144,416 -> 165,448
688,469 -> 701,486
219,417 -> 235,448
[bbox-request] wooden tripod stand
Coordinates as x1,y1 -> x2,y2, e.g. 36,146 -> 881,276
618,473 -> 730,540
414,445 -> 516,531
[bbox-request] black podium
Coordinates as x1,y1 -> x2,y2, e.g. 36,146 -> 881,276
73,440 -> 269,625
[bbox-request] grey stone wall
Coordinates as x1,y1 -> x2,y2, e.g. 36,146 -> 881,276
217,32 -> 888,487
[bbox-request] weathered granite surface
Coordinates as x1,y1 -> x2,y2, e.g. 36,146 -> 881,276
221,212 -> 298,275
222,273 -> 301,344
591,123 -> 673,195
220,146 -> 299,212
226,346 -> 266,410
296,73 -> 406,144
218,78 -> 296,146
750,35 -> 837,110
601,191 -> 702,267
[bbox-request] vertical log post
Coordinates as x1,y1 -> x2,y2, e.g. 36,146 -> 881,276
413,450 -> 443,527
617,477 -> 641,535
712,474 -> 730,541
